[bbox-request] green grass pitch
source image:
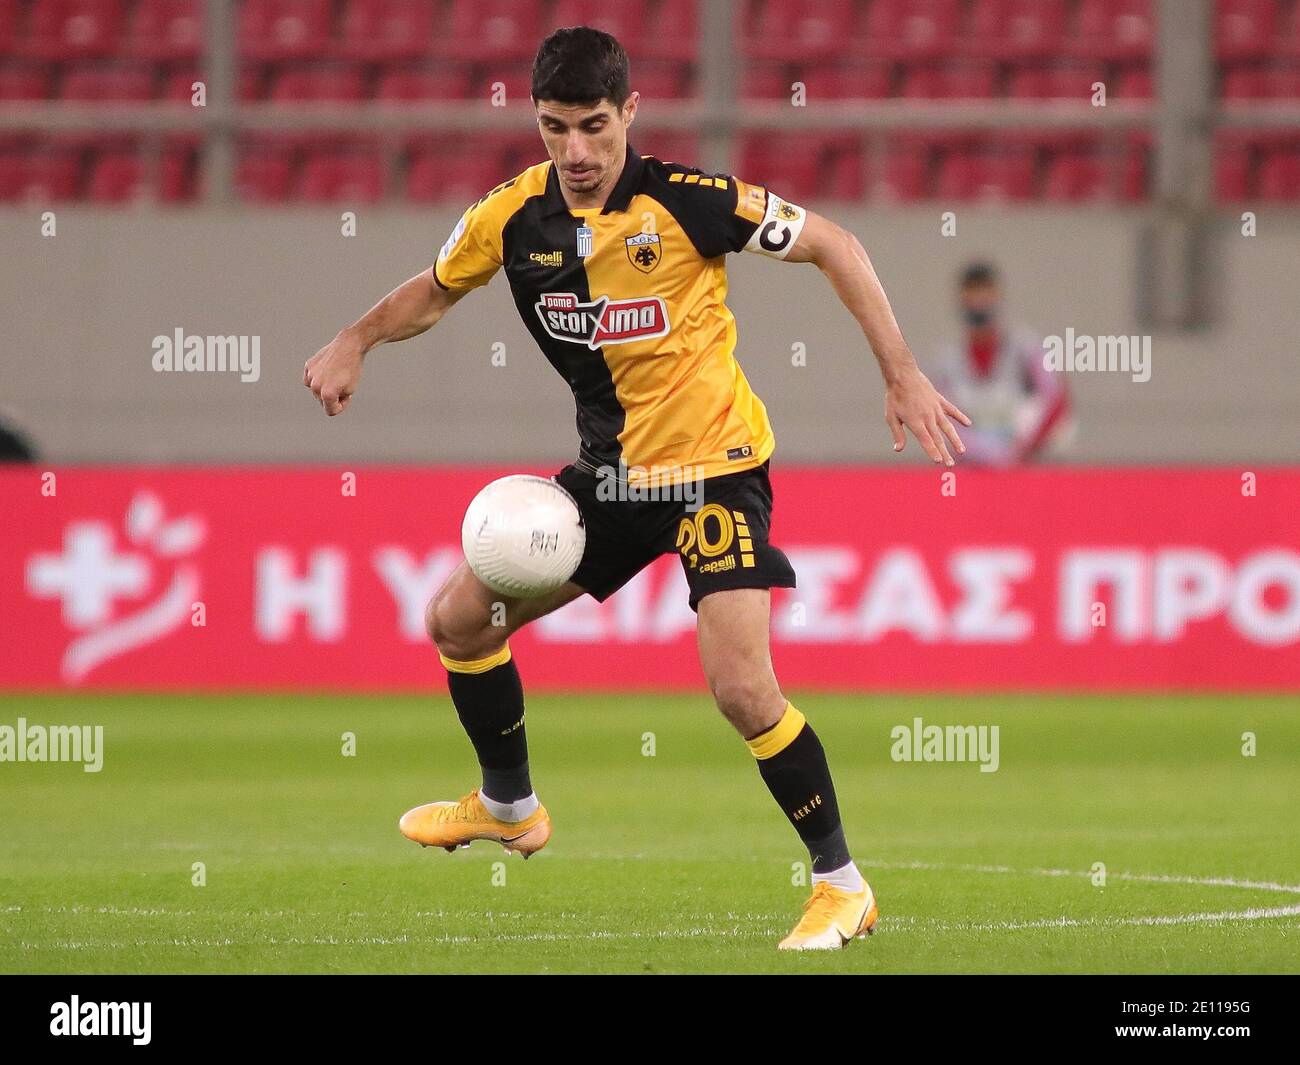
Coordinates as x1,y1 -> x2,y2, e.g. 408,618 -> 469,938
1,691 -> 1297,974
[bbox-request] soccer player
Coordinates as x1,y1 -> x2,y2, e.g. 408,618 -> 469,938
304,27 -> 969,950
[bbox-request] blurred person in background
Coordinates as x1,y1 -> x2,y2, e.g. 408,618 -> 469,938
0,409 -> 37,462
932,262 -> 1073,466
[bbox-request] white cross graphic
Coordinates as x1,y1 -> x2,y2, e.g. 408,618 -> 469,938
27,522 -> 150,628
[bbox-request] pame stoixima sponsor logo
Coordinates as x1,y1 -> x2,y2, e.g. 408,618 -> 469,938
535,292 -> 670,349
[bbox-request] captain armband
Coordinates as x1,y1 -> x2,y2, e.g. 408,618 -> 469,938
743,192 -> 807,261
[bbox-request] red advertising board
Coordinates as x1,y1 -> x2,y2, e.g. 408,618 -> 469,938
2,467 -> 1296,691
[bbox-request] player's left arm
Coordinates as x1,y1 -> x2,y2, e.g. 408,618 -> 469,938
785,210 -> 972,466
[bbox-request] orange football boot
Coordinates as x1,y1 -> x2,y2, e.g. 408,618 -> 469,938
399,790 -> 551,858
778,880 -> 879,951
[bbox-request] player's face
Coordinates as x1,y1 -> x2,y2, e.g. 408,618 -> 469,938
534,95 -> 639,198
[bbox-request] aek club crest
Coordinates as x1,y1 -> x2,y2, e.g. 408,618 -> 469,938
625,232 -> 662,274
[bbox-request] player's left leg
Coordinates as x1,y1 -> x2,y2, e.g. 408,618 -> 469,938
696,588 -> 878,950
397,563 -> 585,857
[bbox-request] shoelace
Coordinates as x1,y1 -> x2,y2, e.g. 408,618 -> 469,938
796,882 -> 844,929
435,791 -> 480,822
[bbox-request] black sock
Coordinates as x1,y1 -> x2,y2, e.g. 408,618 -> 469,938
445,653 -> 532,803
750,706 -> 852,874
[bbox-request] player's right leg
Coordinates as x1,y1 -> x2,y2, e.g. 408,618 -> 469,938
397,562 -> 585,857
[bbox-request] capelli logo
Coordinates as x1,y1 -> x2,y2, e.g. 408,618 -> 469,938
50,996 -> 152,1045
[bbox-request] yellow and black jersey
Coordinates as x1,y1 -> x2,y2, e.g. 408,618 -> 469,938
432,143 -> 808,484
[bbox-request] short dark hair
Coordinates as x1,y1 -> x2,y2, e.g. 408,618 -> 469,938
960,261 -> 999,288
531,26 -> 630,108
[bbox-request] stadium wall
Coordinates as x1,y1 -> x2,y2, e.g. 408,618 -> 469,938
3,205 -> 1298,465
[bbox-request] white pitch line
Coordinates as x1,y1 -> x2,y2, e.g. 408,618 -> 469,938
15,901 -> 1300,952
7,862 -> 1300,946
903,903 -> 1300,933
861,859 -> 1300,896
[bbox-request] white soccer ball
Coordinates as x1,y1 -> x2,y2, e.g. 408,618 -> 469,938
461,475 -> 586,598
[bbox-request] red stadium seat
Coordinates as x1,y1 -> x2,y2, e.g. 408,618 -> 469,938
738,133 -> 818,201
338,0 -> 433,60
1073,0 -> 1154,61
0,65 -> 53,101
1265,65 -> 1300,97
862,0 -> 960,60
740,0 -> 855,62
966,0 -> 1066,59
88,150 -> 146,202
0,4 -> 18,54
127,0 -> 202,61
12,147 -> 83,202
1043,151 -> 1107,202
300,150 -> 385,203
237,142 -> 296,203
631,61 -> 693,100
1007,63 -> 1107,100
376,66 -> 471,100
938,145 -> 1036,201
1221,62 -> 1300,99
467,68 -> 532,104
160,136 -> 201,201
270,64 -> 368,102
1121,132 -> 1151,200
1281,3 -> 1300,59
163,68 -> 201,102
738,132 -> 862,201
1221,64 -> 1267,98
1214,135 -> 1253,201
1258,147 -> 1300,199
640,0 -> 699,61
499,133 -> 548,175
405,136 -> 511,204
877,136 -> 931,201
741,64 -> 794,99
803,61 -> 893,99
1115,65 -> 1154,99
0,153 -> 28,202
61,64 -> 157,101
441,0 -> 541,61
238,0 -> 331,61
164,66 -> 261,102
901,61 -> 998,98
550,0 -> 647,56
1215,0 -> 1279,61
25,0 -> 125,60
823,135 -> 867,199
632,132 -> 699,165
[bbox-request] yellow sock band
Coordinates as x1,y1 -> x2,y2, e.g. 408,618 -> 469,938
746,702 -> 806,760
440,644 -> 511,675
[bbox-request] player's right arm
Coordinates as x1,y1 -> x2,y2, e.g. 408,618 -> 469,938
305,187 -> 506,417
304,272 -> 464,417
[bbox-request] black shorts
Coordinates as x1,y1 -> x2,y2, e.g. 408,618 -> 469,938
552,459 -> 797,612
